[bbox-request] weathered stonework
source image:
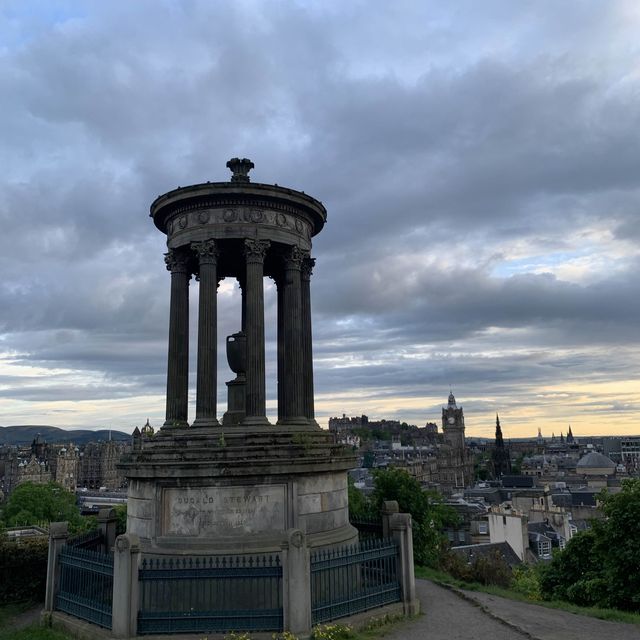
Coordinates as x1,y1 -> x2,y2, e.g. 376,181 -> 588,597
120,160 -> 357,557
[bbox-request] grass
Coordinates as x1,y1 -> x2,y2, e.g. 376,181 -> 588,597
0,602 -> 73,640
415,565 -> 640,626
0,628 -> 72,640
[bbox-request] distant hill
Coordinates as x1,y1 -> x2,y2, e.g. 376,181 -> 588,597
0,425 -> 131,446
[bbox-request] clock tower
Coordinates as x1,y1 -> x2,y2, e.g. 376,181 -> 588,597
442,391 -> 465,452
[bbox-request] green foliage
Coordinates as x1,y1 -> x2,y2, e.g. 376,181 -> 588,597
310,623 -> 355,640
511,565 -> 542,601
370,468 -> 457,567
0,627 -> 73,640
539,478 -> 640,612
0,538 -> 48,603
598,478 -> 640,610
2,483 -> 84,532
347,478 -> 370,521
538,529 -> 601,607
271,632 -> 300,640
113,504 -> 127,535
440,549 -> 512,588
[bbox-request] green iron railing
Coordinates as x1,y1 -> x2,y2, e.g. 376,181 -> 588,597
55,546 -> 114,629
350,513 -> 383,539
310,538 -> 401,624
66,528 -> 104,550
137,554 -> 283,634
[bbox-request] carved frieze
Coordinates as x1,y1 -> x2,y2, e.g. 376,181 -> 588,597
166,207 -> 311,241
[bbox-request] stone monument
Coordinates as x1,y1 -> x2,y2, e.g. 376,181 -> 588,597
121,159 -> 357,555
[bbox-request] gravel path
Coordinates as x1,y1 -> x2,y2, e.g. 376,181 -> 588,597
385,580 -> 528,640
386,580 -> 640,640
462,588 -> 640,640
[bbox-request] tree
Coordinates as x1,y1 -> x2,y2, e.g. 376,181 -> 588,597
2,482 -> 85,532
347,477 -> 371,521
598,478 -> 640,610
538,528 -> 603,607
370,468 -> 458,567
539,479 -> 640,611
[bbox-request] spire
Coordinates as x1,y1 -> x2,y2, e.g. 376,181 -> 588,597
447,390 -> 457,408
567,425 -> 574,444
495,413 -> 504,448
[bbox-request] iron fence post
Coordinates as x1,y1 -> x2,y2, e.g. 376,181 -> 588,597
282,529 -> 311,637
112,533 -> 140,638
44,521 -> 69,613
390,513 -> 419,616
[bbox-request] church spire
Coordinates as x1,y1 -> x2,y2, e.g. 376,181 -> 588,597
495,413 -> 504,448
567,425 -> 574,444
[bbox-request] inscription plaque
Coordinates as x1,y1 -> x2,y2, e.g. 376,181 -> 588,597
163,485 -> 286,536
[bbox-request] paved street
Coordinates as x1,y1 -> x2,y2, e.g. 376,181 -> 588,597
385,580 -> 640,640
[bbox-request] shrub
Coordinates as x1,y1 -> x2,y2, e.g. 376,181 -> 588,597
0,538 -> 49,603
511,565 -> 542,600
440,549 -> 512,588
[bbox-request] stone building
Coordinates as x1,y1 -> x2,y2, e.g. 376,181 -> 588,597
16,455 -> 51,486
55,444 -> 80,492
79,441 -> 128,490
436,392 -> 475,495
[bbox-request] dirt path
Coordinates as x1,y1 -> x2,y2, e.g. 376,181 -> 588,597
385,580 -> 640,640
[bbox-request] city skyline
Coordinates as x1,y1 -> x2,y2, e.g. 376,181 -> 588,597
1,1 -> 639,439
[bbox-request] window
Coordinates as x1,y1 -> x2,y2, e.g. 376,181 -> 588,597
478,523 -> 488,535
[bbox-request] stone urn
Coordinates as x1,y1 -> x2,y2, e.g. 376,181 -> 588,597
226,331 -> 246,375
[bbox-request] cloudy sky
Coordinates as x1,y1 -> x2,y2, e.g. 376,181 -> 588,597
1,0 -> 639,439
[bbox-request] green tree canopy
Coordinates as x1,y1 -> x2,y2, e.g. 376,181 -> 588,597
370,468 -> 458,567
539,478 -> 640,611
2,481 -> 85,532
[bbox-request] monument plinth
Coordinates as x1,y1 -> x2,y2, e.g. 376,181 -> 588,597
121,159 -> 357,555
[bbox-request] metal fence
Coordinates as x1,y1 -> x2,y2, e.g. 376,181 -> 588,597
66,529 -> 104,550
310,538 -> 401,624
350,514 -> 383,539
137,554 -> 283,634
55,545 -> 114,629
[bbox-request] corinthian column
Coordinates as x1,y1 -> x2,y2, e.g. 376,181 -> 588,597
163,249 -> 191,428
192,239 -> 219,427
279,246 -> 306,425
243,239 -> 270,426
301,255 -> 316,424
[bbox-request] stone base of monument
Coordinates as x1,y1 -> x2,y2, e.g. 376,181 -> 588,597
121,428 -> 358,555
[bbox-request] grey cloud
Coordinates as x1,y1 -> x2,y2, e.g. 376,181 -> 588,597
0,1 -> 638,430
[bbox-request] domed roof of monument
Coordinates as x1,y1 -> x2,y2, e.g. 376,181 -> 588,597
577,451 -> 615,469
447,391 -> 457,409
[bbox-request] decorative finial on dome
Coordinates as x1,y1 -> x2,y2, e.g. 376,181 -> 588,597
226,157 -> 254,183
447,390 -> 457,408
